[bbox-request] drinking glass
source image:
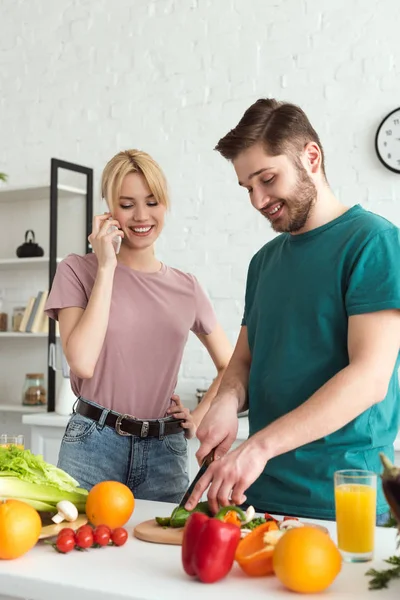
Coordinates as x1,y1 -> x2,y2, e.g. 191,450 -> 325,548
334,469 -> 376,562
0,434 -> 25,449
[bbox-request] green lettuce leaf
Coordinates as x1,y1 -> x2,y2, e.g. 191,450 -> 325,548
0,446 -> 88,512
0,445 -> 81,492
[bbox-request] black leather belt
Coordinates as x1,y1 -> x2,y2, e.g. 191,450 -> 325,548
74,398 -> 184,439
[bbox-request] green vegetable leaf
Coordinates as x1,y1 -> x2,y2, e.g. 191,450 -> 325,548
243,517 -> 267,530
366,555 -> 400,590
0,446 -> 82,492
0,446 -> 88,512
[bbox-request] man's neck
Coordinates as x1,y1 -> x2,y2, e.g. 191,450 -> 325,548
292,185 -> 349,235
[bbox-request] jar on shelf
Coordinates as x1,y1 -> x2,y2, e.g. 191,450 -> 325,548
22,373 -> 47,406
0,312 -> 7,332
12,306 -> 25,332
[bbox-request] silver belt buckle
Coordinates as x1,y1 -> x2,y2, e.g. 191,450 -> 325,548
140,421 -> 150,438
115,413 -> 136,436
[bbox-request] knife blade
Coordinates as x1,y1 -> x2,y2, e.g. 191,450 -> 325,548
178,448 -> 215,508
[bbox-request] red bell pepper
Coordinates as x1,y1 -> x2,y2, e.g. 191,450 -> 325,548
182,505 -> 245,584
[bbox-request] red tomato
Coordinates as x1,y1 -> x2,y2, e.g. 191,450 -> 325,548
56,535 -> 75,554
93,526 -> 111,547
76,524 -> 93,536
96,524 -> 111,535
111,527 -> 128,547
57,528 -> 76,539
75,528 -> 94,549
264,513 -> 278,523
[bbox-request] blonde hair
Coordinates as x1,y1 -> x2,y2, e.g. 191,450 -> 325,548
101,149 -> 170,209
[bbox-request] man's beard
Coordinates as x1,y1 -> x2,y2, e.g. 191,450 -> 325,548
263,164 -> 317,234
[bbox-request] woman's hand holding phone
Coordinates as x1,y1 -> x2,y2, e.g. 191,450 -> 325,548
88,213 -> 124,270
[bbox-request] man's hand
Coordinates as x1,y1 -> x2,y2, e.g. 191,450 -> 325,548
185,438 -> 267,513
195,396 -> 239,465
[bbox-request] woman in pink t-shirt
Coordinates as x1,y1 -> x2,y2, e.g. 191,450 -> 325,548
45,149 -> 232,502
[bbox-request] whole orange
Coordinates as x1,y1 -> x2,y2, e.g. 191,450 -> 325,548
85,481 -> 135,528
0,499 -> 42,560
273,526 -> 342,593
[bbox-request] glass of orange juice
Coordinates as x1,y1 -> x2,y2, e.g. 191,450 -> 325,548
334,469 -> 377,562
0,434 -> 24,450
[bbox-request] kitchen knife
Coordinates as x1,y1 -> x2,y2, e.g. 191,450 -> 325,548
178,448 -> 215,508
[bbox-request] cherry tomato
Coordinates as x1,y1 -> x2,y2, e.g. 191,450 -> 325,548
57,528 -> 76,538
75,528 -> 94,549
93,526 -> 111,547
56,535 -> 75,554
96,524 -> 111,535
111,527 -> 128,547
76,524 -> 93,536
264,513 -> 278,523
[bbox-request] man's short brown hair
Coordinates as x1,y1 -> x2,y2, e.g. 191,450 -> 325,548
215,98 -> 326,177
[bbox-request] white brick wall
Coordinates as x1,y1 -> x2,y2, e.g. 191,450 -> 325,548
0,0 -> 399,405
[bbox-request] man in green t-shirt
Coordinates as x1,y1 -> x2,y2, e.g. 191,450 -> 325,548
185,98 -> 400,522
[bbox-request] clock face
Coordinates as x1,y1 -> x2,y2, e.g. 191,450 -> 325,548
375,107 -> 400,174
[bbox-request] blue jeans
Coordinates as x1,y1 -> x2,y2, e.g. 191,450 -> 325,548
57,408 -> 189,503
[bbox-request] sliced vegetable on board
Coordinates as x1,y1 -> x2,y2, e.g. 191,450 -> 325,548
235,520 -> 280,576
156,500 -> 212,528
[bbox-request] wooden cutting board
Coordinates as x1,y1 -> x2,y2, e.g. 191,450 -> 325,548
134,519 -> 184,545
133,518 -> 329,545
39,514 -> 88,540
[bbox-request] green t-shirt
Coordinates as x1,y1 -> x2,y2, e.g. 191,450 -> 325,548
243,205 -> 400,519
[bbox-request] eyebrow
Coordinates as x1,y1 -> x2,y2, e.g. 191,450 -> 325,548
238,167 -> 273,187
119,193 -> 154,200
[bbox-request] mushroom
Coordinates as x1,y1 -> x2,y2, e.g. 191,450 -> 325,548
279,519 -> 304,530
51,500 -> 79,524
242,505 -> 256,525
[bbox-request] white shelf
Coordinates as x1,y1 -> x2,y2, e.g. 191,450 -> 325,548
0,257 -> 62,270
0,332 -> 48,338
0,403 -> 47,413
0,184 -> 86,203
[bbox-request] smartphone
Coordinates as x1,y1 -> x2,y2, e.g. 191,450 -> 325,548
107,218 -> 121,254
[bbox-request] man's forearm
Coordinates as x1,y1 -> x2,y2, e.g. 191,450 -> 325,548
213,355 -> 250,413
254,363 -> 387,461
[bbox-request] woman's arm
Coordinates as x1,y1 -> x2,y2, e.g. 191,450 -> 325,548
58,213 -> 123,379
58,267 -> 115,378
190,323 -> 233,425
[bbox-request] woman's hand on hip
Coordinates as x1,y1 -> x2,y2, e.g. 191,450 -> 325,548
167,394 -> 196,439
88,212 -> 124,270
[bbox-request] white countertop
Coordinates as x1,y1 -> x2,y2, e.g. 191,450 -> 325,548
0,499 -> 398,600
22,412 -> 71,427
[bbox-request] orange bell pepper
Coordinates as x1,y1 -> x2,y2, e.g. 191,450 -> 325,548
222,510 -> 242,527
235,520 -> 279,577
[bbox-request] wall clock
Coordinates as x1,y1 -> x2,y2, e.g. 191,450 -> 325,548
375,107 -> 400,173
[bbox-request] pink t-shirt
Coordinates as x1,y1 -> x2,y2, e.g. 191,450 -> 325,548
45,253 -> 217,418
